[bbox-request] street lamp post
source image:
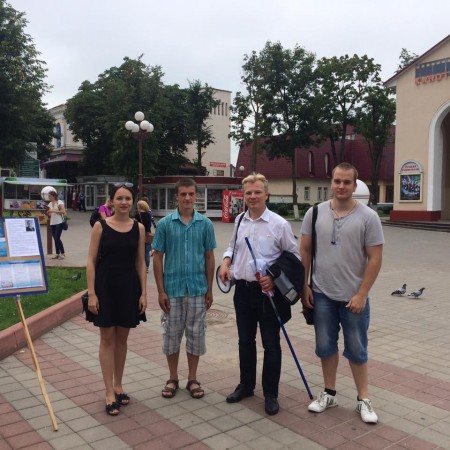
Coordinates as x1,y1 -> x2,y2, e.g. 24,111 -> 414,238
125,111 -> 154,199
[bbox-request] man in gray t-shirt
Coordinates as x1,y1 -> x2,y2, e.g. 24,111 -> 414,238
300,163 -> 384,424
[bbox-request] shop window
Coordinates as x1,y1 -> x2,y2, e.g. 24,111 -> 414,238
318,187 -> 322,201
159,189 -> 167,210
149,188 -> 158,210
195,187 -> 206,211
3,184 -> 16,199
167,188 -> 176,210
207,188 -> 223,210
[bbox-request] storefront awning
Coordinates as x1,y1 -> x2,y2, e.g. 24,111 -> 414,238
1,177 -> 69,186
41,154 -> 83,166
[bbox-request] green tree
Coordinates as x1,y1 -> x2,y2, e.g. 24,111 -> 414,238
65,57 -> 193,180
354,86 -> 396,205
229,50 -> 271,172
259,42 -> 319,219
186,80 -> 220,173
0,0 -> 54,168
316,55 -> 381,166
397,48 -> 419,72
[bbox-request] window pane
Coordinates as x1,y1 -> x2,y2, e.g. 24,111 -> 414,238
207,188 -> 223,210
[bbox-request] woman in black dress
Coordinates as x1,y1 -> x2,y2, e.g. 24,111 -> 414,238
86,184 -> 147,416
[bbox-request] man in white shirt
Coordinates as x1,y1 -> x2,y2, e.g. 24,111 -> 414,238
218,173 -> 300,416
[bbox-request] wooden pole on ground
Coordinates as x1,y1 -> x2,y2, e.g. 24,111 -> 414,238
15,295 -> 58,431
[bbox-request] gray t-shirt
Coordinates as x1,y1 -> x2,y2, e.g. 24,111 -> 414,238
301,200 -> 384,302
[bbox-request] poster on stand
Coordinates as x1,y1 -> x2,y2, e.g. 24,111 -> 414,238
0,217 -> 48,297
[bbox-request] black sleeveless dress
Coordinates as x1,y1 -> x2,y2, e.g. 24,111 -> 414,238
87,220 -> 147,327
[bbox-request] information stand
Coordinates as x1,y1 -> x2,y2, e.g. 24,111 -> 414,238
0,217 -> 58,431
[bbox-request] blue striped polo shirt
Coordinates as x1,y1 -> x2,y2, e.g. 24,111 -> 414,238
152,209 -> 216,298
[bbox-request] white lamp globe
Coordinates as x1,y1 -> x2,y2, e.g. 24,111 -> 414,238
132,123 -> 140,133
353,179 -> 371,205
125,120 -> 134,131
140,120 -> 151,131
41,186 -> 57,201
134,111 -> 145,122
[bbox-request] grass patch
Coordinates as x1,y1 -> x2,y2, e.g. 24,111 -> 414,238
0,267 -> 86,331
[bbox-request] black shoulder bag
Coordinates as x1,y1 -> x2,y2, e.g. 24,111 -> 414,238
82,220 -> 106,314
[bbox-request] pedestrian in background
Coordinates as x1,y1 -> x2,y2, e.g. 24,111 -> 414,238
78,190 -> 86,212
300,162 -> 384,423
47,190 -> 66,260
135,199 -> 154,273
99,198 -> 114,219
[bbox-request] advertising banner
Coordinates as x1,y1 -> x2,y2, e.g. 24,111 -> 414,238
222,190 -> 244,223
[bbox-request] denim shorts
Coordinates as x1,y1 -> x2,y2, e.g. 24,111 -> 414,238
313,291 -> 370,364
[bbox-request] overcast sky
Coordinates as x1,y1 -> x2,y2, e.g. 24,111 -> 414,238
8,0 -> 450,162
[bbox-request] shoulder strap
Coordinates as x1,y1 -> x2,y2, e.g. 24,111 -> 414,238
97,220 -> 106,262
310,205 -> 318,287
231,213 -> 245,264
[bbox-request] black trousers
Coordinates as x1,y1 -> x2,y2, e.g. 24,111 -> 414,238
233,281 -> 281,398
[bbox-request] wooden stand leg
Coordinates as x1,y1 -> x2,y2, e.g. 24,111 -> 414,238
15,295 -> 58,432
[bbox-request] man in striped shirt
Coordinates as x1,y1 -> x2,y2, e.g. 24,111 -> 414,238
153,178 -> 216,400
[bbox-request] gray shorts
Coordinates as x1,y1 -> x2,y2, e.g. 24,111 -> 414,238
161,296 -> 207,356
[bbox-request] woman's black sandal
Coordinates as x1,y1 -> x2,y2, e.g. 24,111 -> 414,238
105,401 -> 121,416
115,392 -> 130,406
161,379 -> 179,398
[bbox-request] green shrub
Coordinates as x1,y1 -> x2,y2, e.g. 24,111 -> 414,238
277,205 -> 289,216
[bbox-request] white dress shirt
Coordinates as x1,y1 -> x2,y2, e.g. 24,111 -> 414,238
223,208 -> 300,282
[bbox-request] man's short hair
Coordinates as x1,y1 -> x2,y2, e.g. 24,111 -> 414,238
242,172 -> 269,192
175,178 -> 198,194
332,163 -> 358,182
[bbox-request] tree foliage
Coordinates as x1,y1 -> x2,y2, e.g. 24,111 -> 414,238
0,0 -> 54,168
316,55 -> 381,165
397,48 -> 419,72
354,86 -> 396,204
259,42 -> 320,218
229,50 -> 272,172
65,57 -> 194,180
186,80 -> 220,172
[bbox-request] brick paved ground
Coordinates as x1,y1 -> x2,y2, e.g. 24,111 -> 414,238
1,211 -> 450,449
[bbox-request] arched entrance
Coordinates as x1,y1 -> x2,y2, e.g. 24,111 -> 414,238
428,101 -> 450,219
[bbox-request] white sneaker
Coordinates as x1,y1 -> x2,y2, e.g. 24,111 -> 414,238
356,398 -> 378,423
308,392 -> 338,413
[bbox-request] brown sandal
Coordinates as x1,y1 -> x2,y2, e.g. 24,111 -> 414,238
162,379 -> 179,398
186,380 -> 204,399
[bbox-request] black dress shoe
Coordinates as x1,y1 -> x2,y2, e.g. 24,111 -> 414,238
265,397 -> 279,415
226,384 -> 254,403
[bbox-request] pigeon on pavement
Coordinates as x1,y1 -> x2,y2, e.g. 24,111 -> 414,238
71,272 -> 81,281
408,287 -> 425,298
391,283 -> 407,296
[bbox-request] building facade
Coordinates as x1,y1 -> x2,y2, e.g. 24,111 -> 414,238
385,34 -> 450,221
184,89 -> 232,176
235,132 -> 395,206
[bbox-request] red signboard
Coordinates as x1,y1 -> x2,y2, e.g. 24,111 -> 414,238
210,162 -> 227,168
